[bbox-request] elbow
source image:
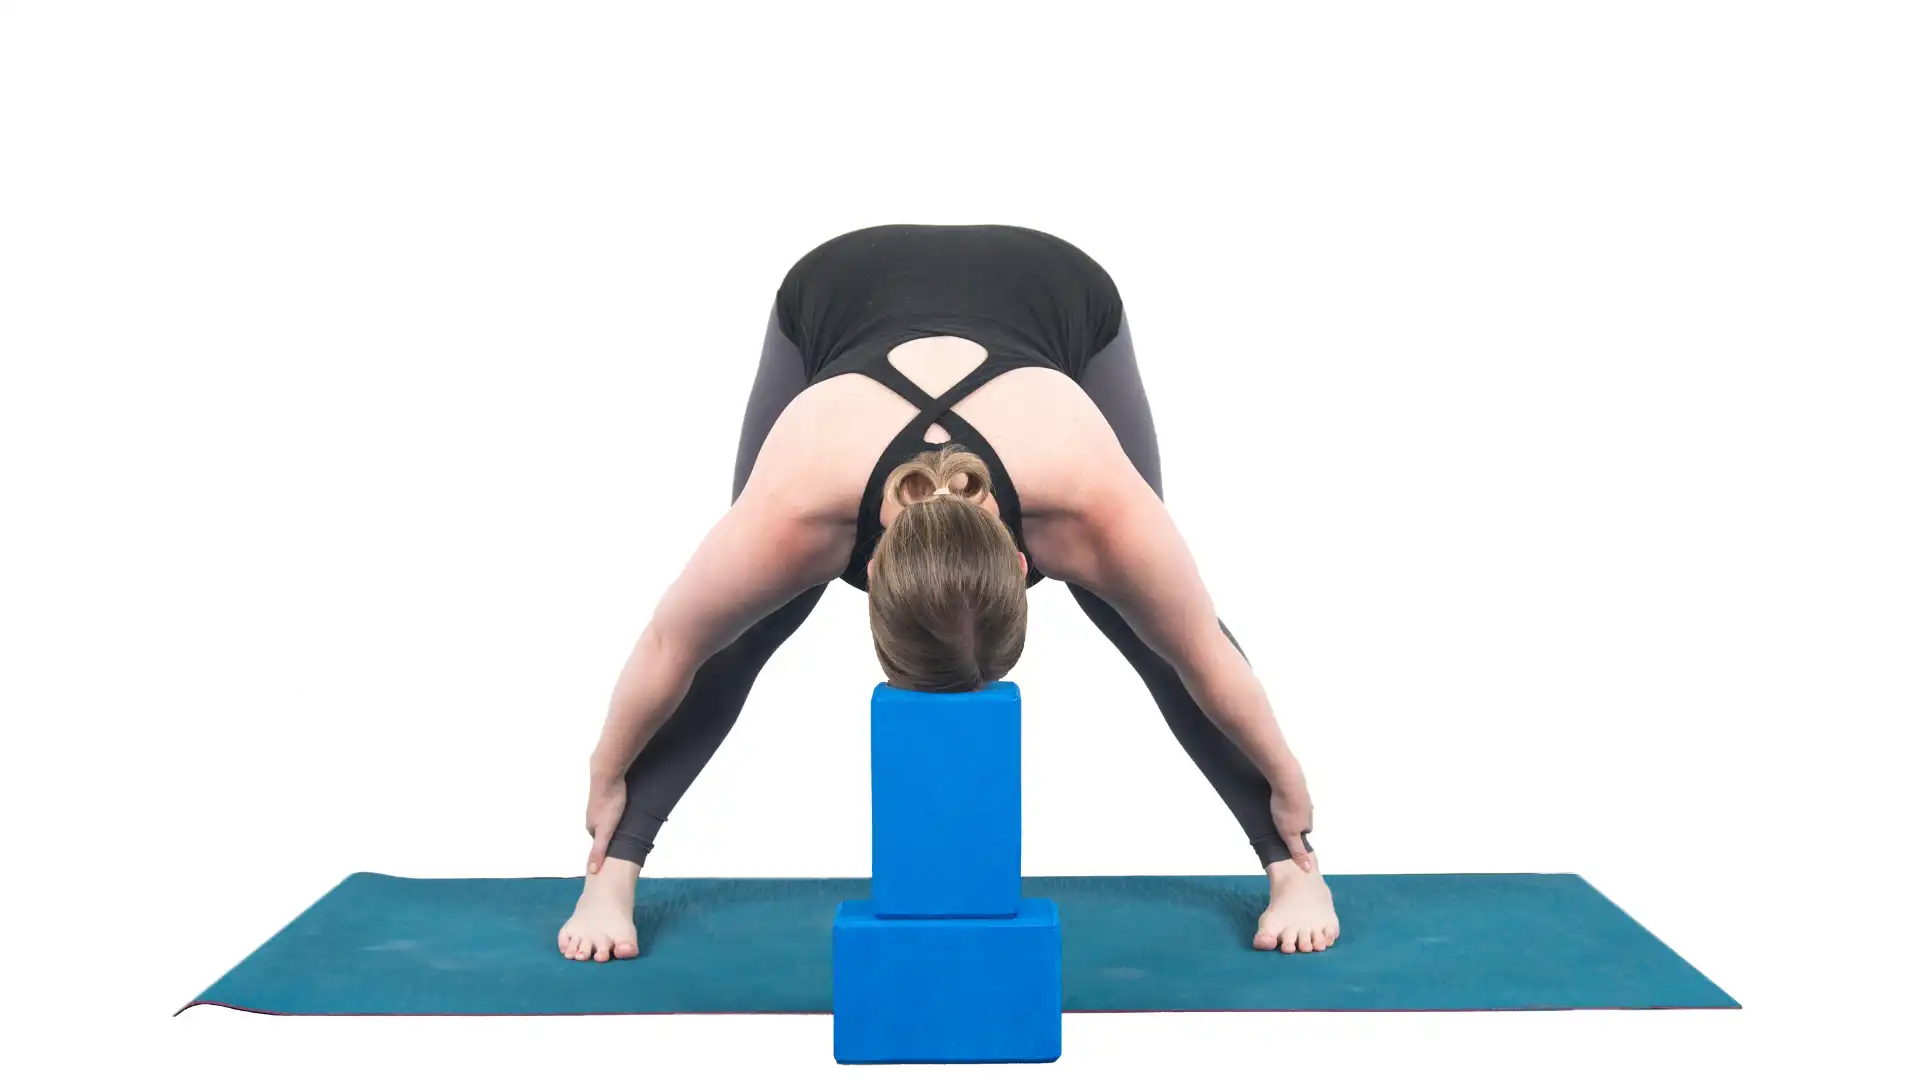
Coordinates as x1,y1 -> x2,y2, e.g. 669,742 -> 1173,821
638,621 -> 702,678
624,621 -> 708,708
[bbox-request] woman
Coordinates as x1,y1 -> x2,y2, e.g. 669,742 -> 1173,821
557,224 -> 1340,962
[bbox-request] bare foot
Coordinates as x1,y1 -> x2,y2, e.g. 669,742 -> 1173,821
1254,858 -> 1340,953
557,857 -> 641,962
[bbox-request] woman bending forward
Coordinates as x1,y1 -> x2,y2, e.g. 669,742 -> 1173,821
559,224 -> 1340,961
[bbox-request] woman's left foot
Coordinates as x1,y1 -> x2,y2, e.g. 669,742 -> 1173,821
1255,859 -> 1340,953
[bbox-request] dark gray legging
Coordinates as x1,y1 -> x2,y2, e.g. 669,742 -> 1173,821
606,305 -> 1296,869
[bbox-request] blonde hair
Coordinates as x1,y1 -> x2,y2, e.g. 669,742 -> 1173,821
868,445 -> 1028,693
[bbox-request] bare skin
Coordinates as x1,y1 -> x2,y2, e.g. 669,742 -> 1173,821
1258,859 -> 1340,953
559,858 -> 1339,961
558,336 -> 1340,960
558,857 -> 641,962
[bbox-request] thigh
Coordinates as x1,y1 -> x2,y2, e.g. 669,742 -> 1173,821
1074,313 -> 1164,499
732,302 -> 812,500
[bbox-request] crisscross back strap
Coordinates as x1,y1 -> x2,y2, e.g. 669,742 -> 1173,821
865,359 -> 1014,438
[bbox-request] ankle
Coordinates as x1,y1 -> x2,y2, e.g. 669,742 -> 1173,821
587,857 -> 642,890
1265,857 -> 1318,885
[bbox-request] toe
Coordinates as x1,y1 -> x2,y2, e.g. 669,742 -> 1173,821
614,938 -> 639,959
557,929 -> 573,955
594,936 -> 613,962
1280,926 -> 1299,954
1253,912 -> 1280,951
574,938 -> 592,961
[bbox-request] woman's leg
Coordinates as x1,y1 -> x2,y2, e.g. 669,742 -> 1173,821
732,305 -> 816,498
1068,313 -> 1303,870
603,303 -> 828,868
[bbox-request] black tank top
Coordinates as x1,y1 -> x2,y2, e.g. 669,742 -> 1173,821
774,224 -> 1126,592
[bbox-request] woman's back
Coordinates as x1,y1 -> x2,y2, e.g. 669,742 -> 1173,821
757,342 -> 1113,582
751,224 -> 1141,590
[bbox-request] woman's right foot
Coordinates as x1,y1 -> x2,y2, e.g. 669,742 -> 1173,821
558,858 -> 641,961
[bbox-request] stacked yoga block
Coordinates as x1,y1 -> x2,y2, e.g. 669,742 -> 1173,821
832,681 -> 1064,1064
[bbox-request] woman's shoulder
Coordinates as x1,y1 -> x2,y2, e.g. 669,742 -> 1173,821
738,375 -> 894,521
931,365 -> 1137,525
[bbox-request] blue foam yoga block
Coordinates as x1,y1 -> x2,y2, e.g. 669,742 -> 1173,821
832,898 -> 1063,1064
869,681 -> 1022,918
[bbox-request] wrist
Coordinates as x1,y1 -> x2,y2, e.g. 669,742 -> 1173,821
1262,753 -> 1304,791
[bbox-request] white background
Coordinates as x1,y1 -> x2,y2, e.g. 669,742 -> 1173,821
3,1 -> 1915,1075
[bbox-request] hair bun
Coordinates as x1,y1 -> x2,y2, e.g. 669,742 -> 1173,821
884,445 -> 994,509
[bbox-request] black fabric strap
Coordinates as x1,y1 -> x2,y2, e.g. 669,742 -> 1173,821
890,360 -> 1013,441
860,361 -> 938,410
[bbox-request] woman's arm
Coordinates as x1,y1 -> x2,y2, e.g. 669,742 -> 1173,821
1033,401 -> 1306,795
587,494 -> 844,784
588,413 -> 855,789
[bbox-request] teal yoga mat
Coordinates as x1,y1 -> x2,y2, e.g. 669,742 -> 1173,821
180,873 -> 1736,1015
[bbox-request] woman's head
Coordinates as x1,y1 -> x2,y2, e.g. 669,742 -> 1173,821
867,446 -> 1028,693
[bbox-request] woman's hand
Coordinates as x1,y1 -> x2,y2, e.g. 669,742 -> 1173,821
1269,762 -> 1317,873
584,770 -> 628,876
